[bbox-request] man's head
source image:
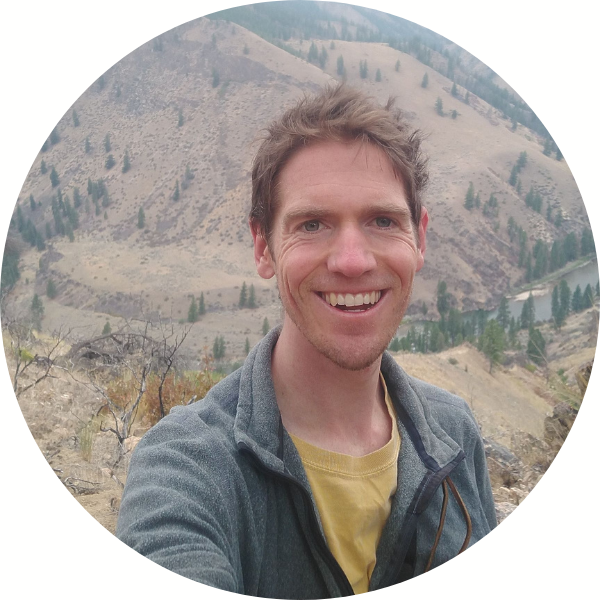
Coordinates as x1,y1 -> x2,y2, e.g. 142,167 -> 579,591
250,83 -> 428,244
250,84 -> 429,371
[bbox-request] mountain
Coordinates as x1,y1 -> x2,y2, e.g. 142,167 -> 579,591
6,3 -> 589,359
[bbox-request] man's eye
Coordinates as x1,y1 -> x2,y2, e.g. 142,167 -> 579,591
375,217 -> 393,228
302,220 -> 321,232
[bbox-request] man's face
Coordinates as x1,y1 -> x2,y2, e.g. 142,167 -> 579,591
252,139 -> 428,371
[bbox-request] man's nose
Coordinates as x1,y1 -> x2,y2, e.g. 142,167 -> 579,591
326,226 -> 377,277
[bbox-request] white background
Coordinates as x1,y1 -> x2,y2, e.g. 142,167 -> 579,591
1,1 -> 597,598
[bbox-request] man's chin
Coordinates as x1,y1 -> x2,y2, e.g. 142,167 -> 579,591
310,338 -> 387,372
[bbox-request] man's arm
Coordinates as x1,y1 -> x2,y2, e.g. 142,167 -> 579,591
116,410 -> 244,592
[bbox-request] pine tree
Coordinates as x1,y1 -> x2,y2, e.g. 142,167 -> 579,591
102,321 -> 111,335
520,293 -> 535,329
571,285 -> 583,312
46,279 -> 57,299
239,281 -> 247,308
375,68 -> 382,82
188,297 -> 198,323
451,82 -> 458,97
73,187 -> 81,209
481,319 -> 505,374
85,137 -> 91,153
497,297 -> 510,330
527,328 -> 546,366
337,55 -> 345,76
105,154 -> 116,169
464,182 -> 475,210
318,46 -> 328,69
509,165 -> 518,187
262,317 -> 270,336
435,97 -> 444,116
559,279 -> 571,316
212,68 -> 220,88
30,294 -> 45,330
395,59 -> 400,72
137,207 -> 145,229
436,280 -> 450,316
50,127 -> 60,145
308,41 -> 318,63
50,166 -> 59,188
40,159 -> 47,174
172,180 -> 180,202
178,108 -> 184,127
198,292 -> 206,315
104,133 -> 111,153
122,150 -> 131,173
72,109 -> 80,127
421,72 -> 429,88
583,284 -> 594,309
213,335 -> 225,360
243,44 -> 250,55
359,60 -> 368,79
551,285 -> 565,329
245,337 -> 250,355
248,284 -> 257,308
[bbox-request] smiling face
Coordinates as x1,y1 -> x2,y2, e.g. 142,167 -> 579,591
252,139 -> 428,371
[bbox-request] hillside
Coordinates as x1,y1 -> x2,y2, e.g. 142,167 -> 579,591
4,5 -> 590,361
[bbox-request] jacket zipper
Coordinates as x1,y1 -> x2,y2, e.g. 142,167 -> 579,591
239,442 -> 355,596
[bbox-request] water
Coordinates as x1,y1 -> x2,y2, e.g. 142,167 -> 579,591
491,258 -> 598,322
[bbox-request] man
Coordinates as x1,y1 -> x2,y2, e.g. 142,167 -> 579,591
117,84 -> 496,597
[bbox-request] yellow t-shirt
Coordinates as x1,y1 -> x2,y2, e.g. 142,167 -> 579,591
289,378 -> 400,594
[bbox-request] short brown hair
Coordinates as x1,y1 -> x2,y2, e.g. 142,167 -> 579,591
250,83 -> 428,241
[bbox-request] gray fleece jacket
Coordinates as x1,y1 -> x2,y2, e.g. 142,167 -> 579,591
116,328 -> 497,598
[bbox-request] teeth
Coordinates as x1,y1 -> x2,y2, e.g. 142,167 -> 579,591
322,291 -> 382,307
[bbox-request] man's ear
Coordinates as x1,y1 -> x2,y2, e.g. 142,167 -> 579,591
416,207 -> 428,273
250,220 -> 276,279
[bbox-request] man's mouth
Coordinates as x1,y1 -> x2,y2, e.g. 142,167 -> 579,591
319,291 -> 383,312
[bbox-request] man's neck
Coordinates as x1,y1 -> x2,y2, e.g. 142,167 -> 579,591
271,319 -> 391,457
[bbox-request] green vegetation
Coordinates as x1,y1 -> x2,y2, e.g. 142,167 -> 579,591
239,281 -> 248,308
46,279 -> 57,299
122,150 -> 131,173
213,335 -> 226,360
137,207 -> 145,229
421,72 -> 428,88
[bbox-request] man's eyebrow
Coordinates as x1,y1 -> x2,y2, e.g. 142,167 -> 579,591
281,204 -> 413,228
281,207 -> 333,228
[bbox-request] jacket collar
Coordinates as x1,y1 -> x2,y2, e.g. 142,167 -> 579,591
233,327 -> 463,476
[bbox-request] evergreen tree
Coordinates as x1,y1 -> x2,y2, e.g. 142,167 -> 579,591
318,46 -> 328,69
46,279 -> 57,299
517,151 -> 528,170
359,60 -> 368,79
72,109 -> 80,127
172,180 -> 180,202
29,194 -> 36,211
87,177 -> 93,196
464,91 -> 470,105
105,154 -> 116,169
104,133 -> 111,153
451,82 -> 458,97
481,319 -> 505,374
389,337 -> 401,352
102,321 -> 111,335
375,68 -> 382,82
307,41 -> 318,63
336,55 -> 345,76
421,72 -> 429,88
40,159 -> 47,174
551,285 -> 565,329
583,284 -> 594,309
198,292 -> 206,315
464,182 -> 475,210
527,328 -> 546,366
137,207 -> 145,229
571,285 -> 583,312
435,97 -> 444,116
122,149 -> 131,173
212,68 -> 220,88
563,232 -> 578,262
248,284 -> 257,308
178,108 -> 184,127
554,209 -> 564,228
497,297 -> 510,330
520,293 -> 535,329
245,337 -> 250,355
213,335 -> 225,360
542,138 -> 553,156
188,297 -> 198,323
50,166 -> 59,188
30,294 -> 45,330
239,281 -> 247,308
50,127 -> 60,145
262,317 -> 270,336
559,279 -> 571,316
85,137 -> 91,153
451,110 -> 457,119
436,280 -> 450,316
581,228 -> 595,256
395,59 -> 400,72
509,165 -> 518,187
73,187 -> 81,209
421,301 -> 428,316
